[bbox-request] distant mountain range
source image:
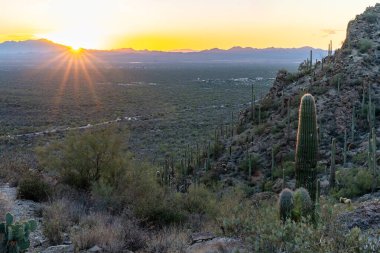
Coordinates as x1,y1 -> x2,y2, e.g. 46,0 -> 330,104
0,39 -> 328,66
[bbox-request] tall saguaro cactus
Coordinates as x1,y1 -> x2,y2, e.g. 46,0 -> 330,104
295,94 -> 318,202
330,138 -> 336,189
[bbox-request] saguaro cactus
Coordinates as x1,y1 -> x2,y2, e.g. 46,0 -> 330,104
295,94 -> 318,202
343,130 -> 347,167
309,50 -> 313,70
371,127 -> 377,192
330,138 -> 336,189
351,107 -> 355,143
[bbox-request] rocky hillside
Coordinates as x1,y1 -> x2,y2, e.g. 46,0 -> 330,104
216,4 -> 380,189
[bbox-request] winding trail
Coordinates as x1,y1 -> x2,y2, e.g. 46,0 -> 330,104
0,99 -> 262,141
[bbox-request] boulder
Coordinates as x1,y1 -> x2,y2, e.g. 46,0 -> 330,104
190,232 -> 216,244
41,245 -> 74,253
88,245 -> 102,252
339,200 -> 380,230
252,191 -> 277,203
186,237 -> 247,253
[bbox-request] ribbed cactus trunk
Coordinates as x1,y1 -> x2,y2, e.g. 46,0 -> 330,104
295,94 -> 318,202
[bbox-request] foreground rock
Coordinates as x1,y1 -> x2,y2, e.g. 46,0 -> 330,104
41,245 -> 74,253
186,234 -> 247,253
339,200 -> 380,231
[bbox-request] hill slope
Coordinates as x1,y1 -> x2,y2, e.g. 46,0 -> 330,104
216,4 -> 380,191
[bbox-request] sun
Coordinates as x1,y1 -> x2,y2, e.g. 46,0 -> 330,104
70,46 -> 83,54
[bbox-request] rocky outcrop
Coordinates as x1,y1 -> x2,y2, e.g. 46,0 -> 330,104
41,245 -> 74,253
216,4 -> 380,187
339,200 -> 380,231
186,234 -> 247,253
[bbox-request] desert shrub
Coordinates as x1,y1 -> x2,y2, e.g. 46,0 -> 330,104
212,139 -> 224,159
42,198 -> 87,244
122,161 -> 186,225
43,200 -> 72,244
239,154 -> 260,174
70,213 -> 146,252
285,72 -> 302,83
330,74 -> 343,89
146,227 -> 188,253
363,13 -> 377,23
311,86 -> 329,96
91,180 -> 127,213
17,173 -> 52,202
262,180 -> 274,192
0,193 -> 10,215
352,152 -> 367,164
181,184 -> 217,217
254,123 -> 269,135
334,168 -> 374,198
271,123 -> 284,134
273,161 -> 295,179
0,152 -> 32,186
216,188 -> 251,236
216,190 -> 378,252
358,39 -> 372,54
37,128 -> 126,190
200,169 -> 220,186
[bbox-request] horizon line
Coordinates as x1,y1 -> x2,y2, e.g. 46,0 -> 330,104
0,38 -> 329,53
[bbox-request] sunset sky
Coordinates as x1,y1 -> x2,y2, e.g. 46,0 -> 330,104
1,0 -> 379,51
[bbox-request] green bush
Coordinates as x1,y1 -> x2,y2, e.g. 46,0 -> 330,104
43,200 -> 70,244
181,184 -> 217,216
273,161 -> 295,179
122,161 -> 186,225
334,168 -> 374,198
352,152 -> 367,164
17,174 -> 52,202
37,128 -> 126,189
358,39 -> 372,54
215,190 -> 379,252
239,155 -> 260,174
363,13 -> 377,23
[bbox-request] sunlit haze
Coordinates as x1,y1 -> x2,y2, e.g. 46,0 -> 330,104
1,0 -> 379,51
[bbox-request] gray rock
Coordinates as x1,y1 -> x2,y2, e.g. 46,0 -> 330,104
252,191 -> 277,204
357,191 -> 380,203
190,232 -> 216,244
186,237 -> 247,253
339,200 -> 380,231
88,245 -> 102,252
41,245 -> 74,253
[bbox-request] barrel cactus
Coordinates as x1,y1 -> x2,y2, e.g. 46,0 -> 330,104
292,187 -> 313,221
295,94 -> 318,202
0,213 -> 37,253
279,188 -> 294,222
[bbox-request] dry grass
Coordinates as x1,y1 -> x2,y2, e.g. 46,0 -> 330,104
71,212 -> 146,252
42,197 -> 87,244
0,152 -> 33,186
0,192 -> 11,215
144,226 -> 189,253
71,213 -> 125,252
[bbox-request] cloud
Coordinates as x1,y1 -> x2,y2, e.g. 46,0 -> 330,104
321,29 -> 344,37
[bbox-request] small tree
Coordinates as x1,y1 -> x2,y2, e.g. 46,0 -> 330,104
37,128 -> 126,189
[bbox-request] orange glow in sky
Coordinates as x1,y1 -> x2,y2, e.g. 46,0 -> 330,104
1,0 -> 379,51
